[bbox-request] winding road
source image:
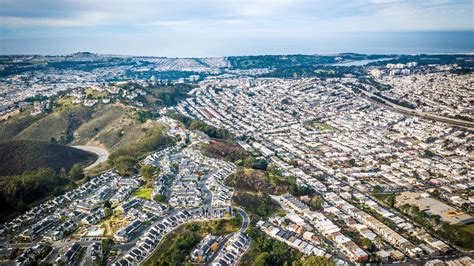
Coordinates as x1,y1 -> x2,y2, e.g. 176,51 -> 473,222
72,145 -> 109,171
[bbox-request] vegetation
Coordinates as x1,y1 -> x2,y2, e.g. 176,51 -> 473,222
398,203 -> 474,250
0,140 -> 95,176
225,168 -> 292,195
132,187 -> 153,200
100,238 -> 114,265
202,140 -> 248,162
261,65 -> 364,79
154,194 -> 166,203
372,193 -> 397,208
167,111 -> 232,139
0,168 -> 78,220
15,104 -> 95,144
232,192 -> 281,218
226,54 -> 368,69
109,126 -> 175,175
241,225 -> 303,266
142,83 -> 195,107
202,140 -> 269,170
140,164 -> 156,181
69,163 -> 85,181
146,218 -> 241,265
0,110 -> 46,141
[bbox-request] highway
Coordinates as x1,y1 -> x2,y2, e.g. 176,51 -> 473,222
357,88 -> 474,129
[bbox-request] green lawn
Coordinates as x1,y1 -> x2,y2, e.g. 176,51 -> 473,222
132,187 -> 153,200
463,223 -> 474,234
317,123 -> 332,131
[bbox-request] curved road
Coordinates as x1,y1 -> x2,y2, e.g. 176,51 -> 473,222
72,145 -> 109,171
208,207 -> 250,264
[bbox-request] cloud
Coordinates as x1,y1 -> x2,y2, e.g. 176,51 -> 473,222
0,0 -> 472,55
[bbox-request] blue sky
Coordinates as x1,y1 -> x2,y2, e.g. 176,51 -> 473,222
0,0 -> 472,56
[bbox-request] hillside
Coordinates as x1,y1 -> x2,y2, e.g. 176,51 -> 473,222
72,105 -> 163,151
14,104 -> 95,143
0,140 -> 96,176
0,103 -> 166,153
0,110 -> 46,141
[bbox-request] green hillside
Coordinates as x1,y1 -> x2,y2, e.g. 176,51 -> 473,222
0,110 -> 46,141
0,139 -> 96,176
15,105 -> 94,143
0,104 -> 164,152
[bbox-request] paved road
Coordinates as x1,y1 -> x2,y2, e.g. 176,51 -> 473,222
235,207 -> 249,232
72,145 -> 109,171
208,208 -> 250,264
358,88 -> 474,129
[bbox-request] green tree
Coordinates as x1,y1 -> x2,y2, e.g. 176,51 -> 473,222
113,156 -> 137,176
362,238 -> 374,251
69,164 -> 84,181
298,256 -> 334,266
253,252 -> 271,266
101,238 -> 114,254
140,164 -> 155,180
244,155 -> 256,168
154,194 -> 166,203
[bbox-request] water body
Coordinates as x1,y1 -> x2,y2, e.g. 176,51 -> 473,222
331,57 -> 394,66
1,31 -> 472,56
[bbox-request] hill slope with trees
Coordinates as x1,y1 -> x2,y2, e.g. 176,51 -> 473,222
0,139 -> 95,176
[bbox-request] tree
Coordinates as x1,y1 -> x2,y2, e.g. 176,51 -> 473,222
104,200 -> 111,209
362,238 -> 374,251
113,156 -> 137,176
299,256 -> 334,266
244,155 -> 256,168
309,196 -> 324,211
154,194 -> 166,203
140,164 -> 155,180
373,185 -> 384,193
59,167 -> 67,179
69,164 -> 84,181
253,252 -> 271,266
348,158 -> 356,167
289,160 -> 298,167
101,238 -> 114,253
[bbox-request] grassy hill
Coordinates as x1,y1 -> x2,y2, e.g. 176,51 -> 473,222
0,103 -> 165,152
0,139 -> 96,176
0,109 -> 46,141
72,104 -> 163,151
15,105 -> 95,143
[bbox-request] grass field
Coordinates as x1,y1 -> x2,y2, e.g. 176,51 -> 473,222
132,187 -> 153,200
15,105 -> 94,142
85,87 -> 108,98
56,97 -> 74,107
463,223 -> 474,234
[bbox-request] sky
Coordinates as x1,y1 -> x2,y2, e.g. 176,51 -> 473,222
0,0 -> 473,56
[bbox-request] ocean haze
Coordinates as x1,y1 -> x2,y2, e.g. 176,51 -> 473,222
1,31 -> 472,57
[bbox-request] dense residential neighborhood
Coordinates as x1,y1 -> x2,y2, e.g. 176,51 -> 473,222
0,53 -> 473,265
